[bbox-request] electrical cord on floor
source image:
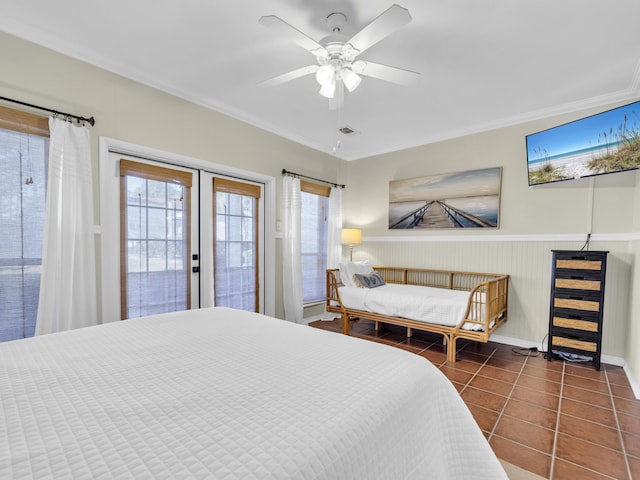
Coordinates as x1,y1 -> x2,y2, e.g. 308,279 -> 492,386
540,333 -> 550,360
512,346 -> 540,357
538,333 -> 593,363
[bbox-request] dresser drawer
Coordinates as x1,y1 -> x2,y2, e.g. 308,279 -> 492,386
554,277 -> 601,291
551,314 -> 599,333
551,335 -> 598,353
554,268 -> 602,285
553,290 -> 601,313
554,250 -> 606,263
551,323 -> 598,338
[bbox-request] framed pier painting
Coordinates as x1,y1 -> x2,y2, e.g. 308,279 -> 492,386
388,167 -> 502,229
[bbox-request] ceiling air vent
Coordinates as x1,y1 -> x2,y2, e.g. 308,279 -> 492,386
338,126 -> 360,136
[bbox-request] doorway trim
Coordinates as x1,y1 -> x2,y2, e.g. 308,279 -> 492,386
98,136 -> 276,323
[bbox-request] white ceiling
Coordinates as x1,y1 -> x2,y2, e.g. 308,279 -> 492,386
2,1 -> 640,161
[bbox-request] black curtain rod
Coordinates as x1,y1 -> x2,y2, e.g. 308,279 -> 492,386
282,169 -> 345,189
0,95 -> 95,127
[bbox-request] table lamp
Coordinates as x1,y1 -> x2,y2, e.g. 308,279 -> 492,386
341,228 -> 362,261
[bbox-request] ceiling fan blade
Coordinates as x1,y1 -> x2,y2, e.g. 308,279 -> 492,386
353,61 -> 420,86
345,4 -> 412,55
260,65 -> 319,87
259,15 -> 328,57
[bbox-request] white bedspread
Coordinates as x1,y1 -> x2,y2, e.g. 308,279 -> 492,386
339,284 -> 473,327
0,307 -> 506,479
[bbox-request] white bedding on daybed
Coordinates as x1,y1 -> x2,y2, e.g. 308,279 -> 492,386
0,307 -> 506,479
339,284 -> 485,331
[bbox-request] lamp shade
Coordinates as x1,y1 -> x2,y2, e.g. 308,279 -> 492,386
341,228 -> 362,245
342,68 -> 362,92
315,64 -> 335,86
319,81 -> 336,99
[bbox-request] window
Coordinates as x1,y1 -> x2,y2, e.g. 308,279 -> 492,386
213,178 -> 261,312
0,106 -> 49,342
119,160 -> 192,319
300,180 -> 330,304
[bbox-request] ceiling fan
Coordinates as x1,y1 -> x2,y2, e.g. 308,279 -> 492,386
259,4 -> 420,110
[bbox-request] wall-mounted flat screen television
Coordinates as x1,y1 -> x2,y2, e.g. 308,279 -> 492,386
526,100 -> 640,186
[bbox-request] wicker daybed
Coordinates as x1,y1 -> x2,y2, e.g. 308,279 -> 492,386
326,265 -> 509,363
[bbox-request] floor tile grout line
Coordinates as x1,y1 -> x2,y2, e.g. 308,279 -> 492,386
488,431 -> 620,480
486,352 -> 529,444
456,343 -> 498,396
498,410 -> 557,433
548,425 -> 631,454
549,458 -> 620,480
605,367 -> 633,480
558,410 -> 625,433
489,431 -> 553,458
548,361 -> 565,480
562,383 -> 615,398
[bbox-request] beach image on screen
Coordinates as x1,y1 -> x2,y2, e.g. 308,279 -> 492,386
526,101 -> 640,185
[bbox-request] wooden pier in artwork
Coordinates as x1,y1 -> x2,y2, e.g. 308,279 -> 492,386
390,200 -> 496,229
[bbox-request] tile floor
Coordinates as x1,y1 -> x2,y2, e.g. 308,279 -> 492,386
309,318 -> 640,480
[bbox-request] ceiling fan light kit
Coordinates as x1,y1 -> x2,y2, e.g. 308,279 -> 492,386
259,4 -> 420,110
341,68 -> 361,92
319,80 -> 336,99
316,64 -> 335,87
315,62 -> 361,98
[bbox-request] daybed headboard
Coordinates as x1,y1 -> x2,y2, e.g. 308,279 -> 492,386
373,267 -> 504,292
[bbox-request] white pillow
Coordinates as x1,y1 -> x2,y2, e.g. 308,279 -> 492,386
339,261 -> 373,287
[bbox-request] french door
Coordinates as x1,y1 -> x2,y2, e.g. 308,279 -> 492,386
115,156 -> 264,320
119,160 -> 195,319
213,178 -> 261,312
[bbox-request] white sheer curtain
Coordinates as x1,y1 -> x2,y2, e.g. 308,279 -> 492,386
35,117 -> 97,335
321,186 -> 342,320
282,175 -> 303,323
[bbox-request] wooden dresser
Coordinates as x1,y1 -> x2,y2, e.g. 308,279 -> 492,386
547,250 -> 608,370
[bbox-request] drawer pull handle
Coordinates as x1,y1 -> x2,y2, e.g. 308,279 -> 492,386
570,276 -> 585,280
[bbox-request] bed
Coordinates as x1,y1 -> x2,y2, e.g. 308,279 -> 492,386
326,262 -> 509,364
0,307 -> 506,479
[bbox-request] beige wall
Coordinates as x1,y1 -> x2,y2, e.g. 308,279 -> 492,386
627,185 -> 640,392
343,106 -> 640,392
1,32 -> 342,320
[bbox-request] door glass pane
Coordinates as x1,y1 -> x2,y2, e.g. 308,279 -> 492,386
301,191 -> 328,303
123,176 -> 189,318
0,128 -> 48,341
214,190 -> 257,311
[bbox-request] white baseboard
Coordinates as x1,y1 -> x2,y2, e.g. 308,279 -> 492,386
490,334 -> 547,352
491,334 -> 625,366
303,312 -> 341,325
624,364 -> 640,399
